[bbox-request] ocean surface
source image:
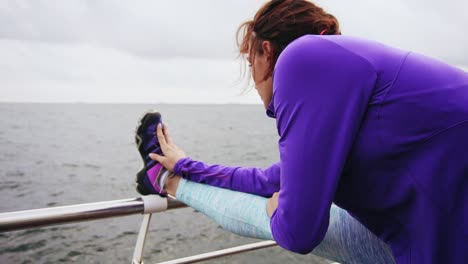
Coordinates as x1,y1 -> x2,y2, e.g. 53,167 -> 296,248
0,103 -> 331,264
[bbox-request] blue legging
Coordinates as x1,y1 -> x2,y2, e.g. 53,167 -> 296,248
176,178 -> 395,264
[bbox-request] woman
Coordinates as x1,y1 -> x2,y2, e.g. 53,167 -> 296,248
137,0 -> 467,263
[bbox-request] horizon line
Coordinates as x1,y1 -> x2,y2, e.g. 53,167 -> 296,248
0,100 -> 263,105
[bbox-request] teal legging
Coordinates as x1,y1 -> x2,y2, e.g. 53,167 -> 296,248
176,178 -> 395,264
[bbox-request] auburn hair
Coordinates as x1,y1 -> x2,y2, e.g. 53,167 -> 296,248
237,0 -> 340,80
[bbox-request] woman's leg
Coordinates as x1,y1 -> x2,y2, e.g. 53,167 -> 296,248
315,206 -> 395,264
170,178 -> 395,264
175,177 -> 273,240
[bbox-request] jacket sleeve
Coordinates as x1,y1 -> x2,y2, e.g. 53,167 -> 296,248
270,36 -> 377,254
173,157 -> 280,197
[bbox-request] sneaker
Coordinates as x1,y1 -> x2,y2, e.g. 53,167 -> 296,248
135,112 -> 170,196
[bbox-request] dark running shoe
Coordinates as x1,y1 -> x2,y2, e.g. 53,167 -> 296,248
135,112 -> 169,196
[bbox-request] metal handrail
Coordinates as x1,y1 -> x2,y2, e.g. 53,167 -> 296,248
0,196 -> 283,264
0,196 -> 186,232
158,241 -> 278,264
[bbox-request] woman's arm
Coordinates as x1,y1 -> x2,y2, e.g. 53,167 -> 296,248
173,158 -> 280,198
149,124 -> 281,197
269,36 -> 377,254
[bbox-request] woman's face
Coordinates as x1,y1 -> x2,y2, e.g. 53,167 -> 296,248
250,41 -> 273,109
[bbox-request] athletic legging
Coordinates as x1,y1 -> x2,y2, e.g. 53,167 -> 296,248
175,178 -> 395,264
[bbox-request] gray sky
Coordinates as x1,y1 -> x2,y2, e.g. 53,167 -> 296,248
1,0 -> 467,103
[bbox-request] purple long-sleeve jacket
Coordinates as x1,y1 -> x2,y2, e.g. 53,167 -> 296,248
174,35 -> 468,263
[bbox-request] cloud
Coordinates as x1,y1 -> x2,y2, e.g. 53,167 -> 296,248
0,39 -> 259,103
1,0 -> 466,63
315,0 -> 468,65
0,0 -> 467,103
0,0 -> 264,59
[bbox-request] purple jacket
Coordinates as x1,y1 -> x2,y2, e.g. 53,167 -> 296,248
174,35 -> 468,264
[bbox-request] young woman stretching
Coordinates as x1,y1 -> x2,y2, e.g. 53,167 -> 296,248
135,1 -> 467,263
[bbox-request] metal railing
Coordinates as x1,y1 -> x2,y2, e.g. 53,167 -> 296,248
0,195 -> 279,264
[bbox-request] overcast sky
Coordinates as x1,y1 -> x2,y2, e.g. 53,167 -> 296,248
1,0 -> 467,104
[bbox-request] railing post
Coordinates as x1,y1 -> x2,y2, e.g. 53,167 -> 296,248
132,214 -> 153,264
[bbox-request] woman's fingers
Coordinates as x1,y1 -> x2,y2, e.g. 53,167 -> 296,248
149,153 -> 164,163
152,122 -> 187,172
163,124 -> 174,145
148,153 -> 173,170
156,123 -> 168,151
266,192 -> 280,218
272,192 -> 280,199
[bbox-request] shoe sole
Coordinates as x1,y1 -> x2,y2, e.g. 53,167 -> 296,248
135,111 -> 162,155
134,111 -> 163,195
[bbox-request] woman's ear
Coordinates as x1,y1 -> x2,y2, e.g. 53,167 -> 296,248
262,40 -> 273,61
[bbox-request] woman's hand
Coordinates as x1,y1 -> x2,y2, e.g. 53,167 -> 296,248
149,123 -> 187,172
266,192 -> 279,218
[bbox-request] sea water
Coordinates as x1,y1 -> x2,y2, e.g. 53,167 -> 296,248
0,103 -> 330,264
